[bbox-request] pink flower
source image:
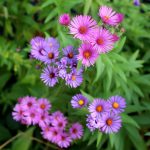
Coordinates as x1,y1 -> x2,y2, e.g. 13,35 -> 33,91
59,13 -> 70,26
57,132 -> 72,148
51,111 -> 64,120
112,34 -> 119,42
69,123 -> 83,140
99,6 -> 120,26
41,126 -> 53,141
90,27 -> 114,53
69,15 -> 97,41
78,43 -> 98,67
117,13 -> 124,24
37,98 -> 51,113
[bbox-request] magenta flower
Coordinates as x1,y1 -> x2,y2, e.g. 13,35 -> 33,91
88,99 -> 109,118
40,66 -> 58,87
58,132 -> 72,148
99,6 -> 120,26
37,98 -> 51,113
30,36 -> 47,61
108,96 -> 126,114
99,113 -> 122,133
69,15 -> 97,41
117,13 -> 124,24
41,126 -> 52,141
71,94 -> 88,108
69,123 -> 83,140
78,43 -> 98,67
51,111 -> 64,120
90,27 -> 114,54
59,13 -> 70,26
112,34 -> 120,42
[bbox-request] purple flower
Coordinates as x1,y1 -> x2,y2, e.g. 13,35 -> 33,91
71,94 -> 88,108
59,13 -> 70,26
41,125 -> 52,141
116,13 -> 124,23
37,98 -> 51,113
88,99 -> 109,117
65,68 -> 83,88
57,132 -> 72,148
108,96 -> 126,114
69,123 -> 83,140
51,111 -> 64,120
30,36 -> 47,61
45,37 -> 60,50
40,66 -> 58,87
99,112 -> 122,133
63,45 -> 77,64
133,0 -> 140,6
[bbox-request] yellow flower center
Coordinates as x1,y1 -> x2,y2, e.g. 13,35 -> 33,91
78,99 -> 84,106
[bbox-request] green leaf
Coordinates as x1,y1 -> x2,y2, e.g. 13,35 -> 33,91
77,60 -> 82,70
114,36 -> 126,52
80,90 -> 94,102
84,0 -> 92,15
145,132 -> 150,136
96,132 -> 102,148
41,0 -> 54,9
0,72 -> 11,90
12,128 -> 34,150
0,124 -> 11,141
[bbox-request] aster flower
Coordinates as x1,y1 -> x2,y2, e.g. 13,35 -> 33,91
69,15 -> 97,41
41,125 -> 52,141
42,47 -> 59,64
21,96 -> 37,110
45,37 -> 60,50
90,27 -> 114,53
99,112 -> 122,133
99,6 -> 121,26
65,68 -> 83,88
71,94 -> 88,108
40,66 -> 58,87
58,132 -> 72,148
37,98 -> 51,113
112,34 -> 120,42
108,96 -> 126,114
51,111 -> 64,120
78,43 -> 98,67
62,45 -> 77,64
30,36 -> 47,61
133,0 -> 140,6
59,13 -> 70,26
69,123 -> 83,140
116,13 -> 124,24
12,104 -> 25,122
88,99 -> 109,118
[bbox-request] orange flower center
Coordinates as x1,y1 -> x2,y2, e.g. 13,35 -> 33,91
71,75 -> 76,81
48,52 -> 54,59
96,38 -> 104,45
78,99 -> 84,106
83,50 -> 91,59
104,16 -> 109,21
40,104 -> 46,109
96,105 -> 103,112
68,52 -> 74,58
106,118 -> 113,126
79,26 -> 87,34
112,102 -> 119,109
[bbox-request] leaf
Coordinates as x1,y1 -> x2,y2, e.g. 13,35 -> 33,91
145,132 -> 150,136
84,0 -> 92,15
80,90 -> 94,102
96,132 -> 102,148
114,36 -> 126,52
41,0 -> 54,9
0,72 -> 11,90
77,60 -> 82,70
0,124 -> 11,141
12,128 -> 34,150
122,114 -> 140,129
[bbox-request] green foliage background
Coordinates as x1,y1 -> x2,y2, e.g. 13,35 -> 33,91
0,0 -> 150,149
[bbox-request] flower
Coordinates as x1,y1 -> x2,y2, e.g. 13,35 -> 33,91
69,123 -> 83,140
40,66 -> 58,87
58,132 -> 72,148
90,27 -> 114,53
99,112 -> 122,133
88,99 -> 109,117
108,96 -> 126,114
12,104 -> 25,122
71,94 -> 88,108
99,6 -> 121,26
117,13 -> 124,24
45,37 -> 60,50
62,45 -> 77,64
59,13 -> 70,26
65,68 -> 83,88
42,47 -> 59,64
30,36 -> 47,61
37,98 -> 51,113
69,15 -> 97,41
112,34 -> 120,42
41,125 -> 52,141
78,43 -> 98,67
133,0 -> 140,6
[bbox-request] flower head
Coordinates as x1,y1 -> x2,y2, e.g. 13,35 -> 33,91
99,113 -> 122,133
40,66 -> 58,87
90,27 -> 114,54
88,99 -> 109,117
78,43 -> 98,67
45,37 -> 60,50
108,96 -> 126,114
71,94 -> 88,108
69,15 -> 97,41
133,0 -> 140,6
59,13 -> 70,26
69,123 -> 83,140
112,34 -> 120,42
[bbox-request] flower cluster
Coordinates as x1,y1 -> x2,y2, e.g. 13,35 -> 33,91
12,96 -> 83,148
59,6 -> 124,67
71,94 -> 126,134
30,37 -> 83,88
